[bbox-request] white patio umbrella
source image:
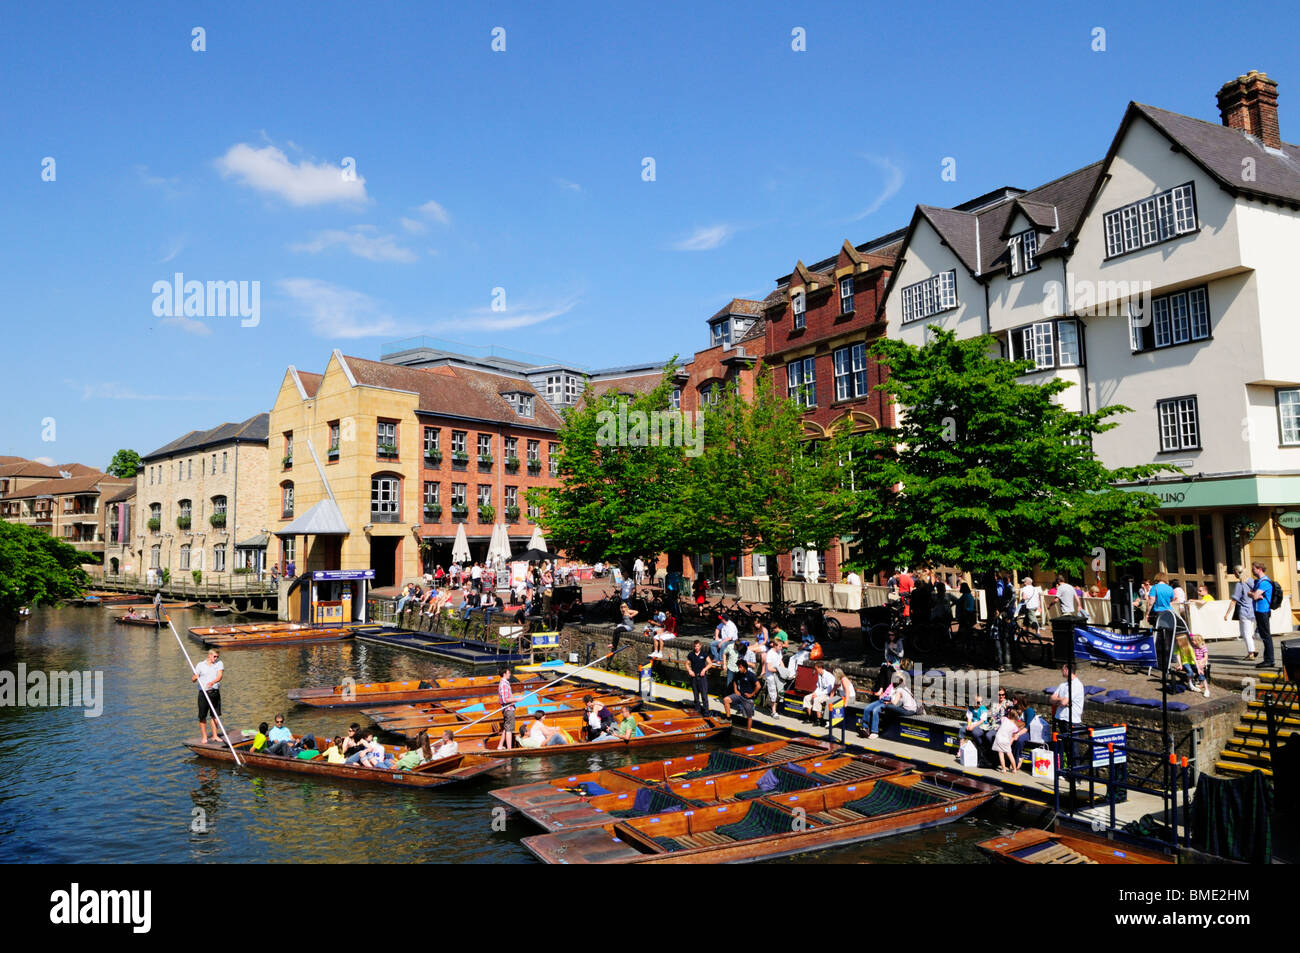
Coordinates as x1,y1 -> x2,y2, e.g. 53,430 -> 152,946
527,526 -> 548,553
487,522 -> 512,567
451,521 -> 472,564
803,546 -> 820,583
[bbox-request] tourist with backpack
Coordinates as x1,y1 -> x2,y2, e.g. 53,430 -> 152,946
1250,562 -> 1282,668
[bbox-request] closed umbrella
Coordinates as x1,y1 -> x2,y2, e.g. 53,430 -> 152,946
487,523 -> 512,567
451,522 -> 472,564
528,526 -> 548,553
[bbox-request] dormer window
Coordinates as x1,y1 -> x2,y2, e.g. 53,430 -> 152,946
792,292 -> 806,330
711,320 -> 729,348
503,392 -> 536,417
1008,229 -> 1038,276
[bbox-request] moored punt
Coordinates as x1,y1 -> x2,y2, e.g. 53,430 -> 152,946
495,740 -> 900,832
351,627 -> 527,667
112,602 -> 198,610
363,685 -> 637,722
976,826 -> 1175,864
184,736 -> 506,789
455,716 -> 729,755
115,616 -> 165,627
188,621 -> 364,638
287,673 -> 550,709
364,691 -> 642,733
193,626 -> 357,648
384,707 -> 690,742
522,770 -> 998,864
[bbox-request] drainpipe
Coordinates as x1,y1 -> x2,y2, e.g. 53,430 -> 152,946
1066,258 -> 1091,415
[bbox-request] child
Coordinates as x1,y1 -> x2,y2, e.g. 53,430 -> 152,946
1181,633 -> 1210,696
993,713 -> 1023,773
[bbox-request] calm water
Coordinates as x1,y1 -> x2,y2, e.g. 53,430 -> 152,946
1,607 -> 1008,863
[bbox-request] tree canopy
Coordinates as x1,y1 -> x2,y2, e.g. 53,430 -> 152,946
107,449 -> 142,478
0,521 -> 89,613
846,329 -> 1172,576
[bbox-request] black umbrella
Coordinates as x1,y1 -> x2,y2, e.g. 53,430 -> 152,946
514,547 -> 551,564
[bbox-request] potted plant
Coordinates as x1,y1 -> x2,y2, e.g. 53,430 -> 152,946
327,442 -> 340,459
209,512 -> 226,528
478,453 -> 494,466
192,569 -> 202,586
451,450 -> 469,465
282,454 -> 292,468
478,504 -> 495,522
424,503 -> 442,520
377,443 -> 398,457
177,516 -> 192,530
161,568 -> 171,586
425,449 -> 442,465
147,517 -> 161,532
504,455 -> 520,471
451,504 -> 468,519
527,458 -> 542,472
506,504 -> 520,522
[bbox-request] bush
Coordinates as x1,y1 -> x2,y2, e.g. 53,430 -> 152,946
192,570 -> 202,586
478,504 -> 495,523
506,505 -> 520,521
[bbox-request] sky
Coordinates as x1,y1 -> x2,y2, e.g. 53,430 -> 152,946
4,0 -> 1299,468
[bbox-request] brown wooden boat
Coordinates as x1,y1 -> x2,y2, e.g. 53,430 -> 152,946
195,625 -> 357,648
184,736 -> 506,789
363,688 -> 641,730
976,826 -> 1174,864
455,715 -> 730,755
189,621 -> 364,638
494,740 -> 912,833
288,673 -> 551,709
522,770 -> 998,863
113,602 -> 197,610
115,615 -> 165,627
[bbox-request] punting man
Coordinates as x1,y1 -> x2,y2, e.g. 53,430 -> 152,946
497,665 -> 516,749
153,589 -> 163,623
192,648 -> 224,743
722,659 -> 760,730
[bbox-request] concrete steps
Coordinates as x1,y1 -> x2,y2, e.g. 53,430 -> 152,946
1213,673 -> 1298,777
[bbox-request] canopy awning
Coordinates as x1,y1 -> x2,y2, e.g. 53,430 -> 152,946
274,500 -> 350,537
237,533 -> 269,548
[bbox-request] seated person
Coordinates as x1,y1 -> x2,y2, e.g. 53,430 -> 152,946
861,674 -> 919,739
250,721 -> 271,753
961,695 -> 991,747
344,729 -> 382,765
583,696 -> 616,740
520,711 -> 569,748
614,706 -> 642,740
358,735 -> 395,770
459,587 -> 481,621
339,723 -> 364,758
614,601 -> 636,633
801,661 -> 837,724
480,591 -> 499,627
266,715 -> 295,756
722,660 -> 760,730
323,735 -> 346,764
429,729 -> 458,760
883,633 -> 905,670
647,612 -> 675,658
393,738 -> 427,771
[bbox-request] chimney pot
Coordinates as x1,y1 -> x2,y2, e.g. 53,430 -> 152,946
1217,70 -> 1281,149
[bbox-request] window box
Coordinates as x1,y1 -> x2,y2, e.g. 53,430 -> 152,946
209,513 -> 226,528
477,504 -> 495,523
424,450 -> 442,466
377,443 -> 398,458
527,459 -> 542,473
478,454 -> 494,467
504,456 -> 520,471
424,504 -> 442,520
506,505 -> 520,522
281,455 -> 293,469
327,444 -> 340,460
147,517 -> 161,532
451,451 -> 469,467
176,516 -> 192,530
451,505 -> 469,520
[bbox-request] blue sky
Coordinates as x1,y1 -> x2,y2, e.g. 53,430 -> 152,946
4,0 -> 1299,467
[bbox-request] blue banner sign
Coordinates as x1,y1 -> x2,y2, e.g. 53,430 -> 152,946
829,698 -> 845,728
1072,625 -> 1157,665
311,570 -> 375,581
1090,725 -> 1128,767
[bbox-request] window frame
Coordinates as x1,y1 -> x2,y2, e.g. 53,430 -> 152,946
839,276 -> 855,314
792,292 -> 806,330
1103,182 -> 1199,260
1156,395 -> 1201,453
1130,284 -> 1212,353
370,473 -> 402,522
900,270 -> 958,324
1277,387 -> 1300,447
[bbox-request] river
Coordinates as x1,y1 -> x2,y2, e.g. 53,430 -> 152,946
0,607 -> 1008,863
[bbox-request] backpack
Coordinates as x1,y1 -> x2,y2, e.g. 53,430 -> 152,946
1268,578 -> 1284,612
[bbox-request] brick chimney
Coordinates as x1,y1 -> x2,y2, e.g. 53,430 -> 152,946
1217,71 -> 1281,149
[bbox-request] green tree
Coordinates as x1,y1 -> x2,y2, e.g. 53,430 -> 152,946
527,365 -> 695,569
107,449 -> 142,478
0,521 -> 90,613
847,329 -> 1172,576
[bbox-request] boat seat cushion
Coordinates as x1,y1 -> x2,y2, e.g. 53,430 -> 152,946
608,787 -> 687,818
714,802 -> 800,842
842,781 -> 946,817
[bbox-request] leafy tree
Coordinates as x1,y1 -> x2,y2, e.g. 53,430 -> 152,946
107,449 -> 142,478
846,329 -> 1172,576
0,521 -> 90,613
527,365 -> 695,569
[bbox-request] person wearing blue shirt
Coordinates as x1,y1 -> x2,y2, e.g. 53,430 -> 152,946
266,715 -> 295,756
1250,562 -> 1276,668
1146,573 -> 1178,671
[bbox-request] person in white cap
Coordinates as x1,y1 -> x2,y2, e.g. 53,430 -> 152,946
647,611 -> 676,658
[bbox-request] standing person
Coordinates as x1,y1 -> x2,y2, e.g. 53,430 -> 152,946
471,561 -> 483,591
192,648 -> 224,743
686,640 -> 714,715
1053,574 -> 1080,617
762,640 -> 787,718
1250,562 -> 1277,669
152,589 -> 163,623
633,556 -> 646,586
1146,572 -> 1177,668
895,568 -> 915,618
497,666 -> 516,749
1015,575 -> 1041,633
721,638 -> 740,694
1050,662 -> 1085,766
1226,565 -> 1258,660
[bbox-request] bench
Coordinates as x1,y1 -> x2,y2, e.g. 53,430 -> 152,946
779,665 -> 820,717
844,698 -> 963,752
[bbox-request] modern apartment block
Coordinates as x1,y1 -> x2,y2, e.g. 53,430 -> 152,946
135,414 -> 270,582
883,71 -> 1300,602
0,467 -> 130,560
269,350 -> 562,589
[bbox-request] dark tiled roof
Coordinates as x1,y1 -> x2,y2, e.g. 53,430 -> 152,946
736,318 -> 767,345
0,455 -> 27,465
1133,102 -> 1300,205
341,355 -> 564,431
708,298 -> 764,321
975,162 -> 1103,276
917,205 -> 982,274
142,413 -> 270,461
55,463 -> 99,476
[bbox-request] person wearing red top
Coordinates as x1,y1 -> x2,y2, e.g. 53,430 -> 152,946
896,570 -> 915,617
497,666 -> 516,749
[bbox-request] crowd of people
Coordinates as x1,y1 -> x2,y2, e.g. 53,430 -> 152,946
246,717 -> 460,770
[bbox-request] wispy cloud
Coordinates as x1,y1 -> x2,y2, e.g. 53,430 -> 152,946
400,216 -> 426,234
69,380 -> 214,401
160,315 -> 213,336
215,143 -> 367,207
416,199 -> 451,225
672,224 -> 734,251
277,278 -> 412,339
158,237 -> 186,264
447,294 -> 581,332
33,456 -> 56,466
555,178 -> 583,193
851,155 -> 905,220
290,226 -> 418,263
136,164 -> 182,199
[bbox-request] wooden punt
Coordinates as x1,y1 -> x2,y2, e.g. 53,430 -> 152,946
362,687 -> 639,726
976,826 -> 1174,864
115,615 -> 164,627
494,741 -> 910,833
366,694 -> 643,735
455,716 -> 730,756
188,621 -> 363,638
522,770 -> 998,864
287,673 -> 550,709
194,626 -> 357,648
382,706 -> 688,742
204,604 -> 233,615
112,602 -> 197,610
184,736 -> 506,789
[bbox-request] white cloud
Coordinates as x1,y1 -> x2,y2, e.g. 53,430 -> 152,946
416,199 -> 451,225
160,315 -> 213,336
555,178 -> 583,193
290,227 -> 418,263
33,456 -> 56,466
672,224 -> 734,251
277,278 -> 413,339
400,216 -> 427,234
158,237 -> 186,264
454,294 -> 581,332
69,381 -> 212,401
851,155 -> 905,220
215,143 -> 367,207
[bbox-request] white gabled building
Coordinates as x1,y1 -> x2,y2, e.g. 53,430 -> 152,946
882,71 -> 1300,605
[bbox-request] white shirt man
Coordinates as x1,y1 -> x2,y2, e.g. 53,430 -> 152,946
802,665 -> 837,720
471,563 -> 482,583
1050,667 -> 1086,724
845,571 -> 862,587
633,557 -> 646,583
1019,581 -> 1041,613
